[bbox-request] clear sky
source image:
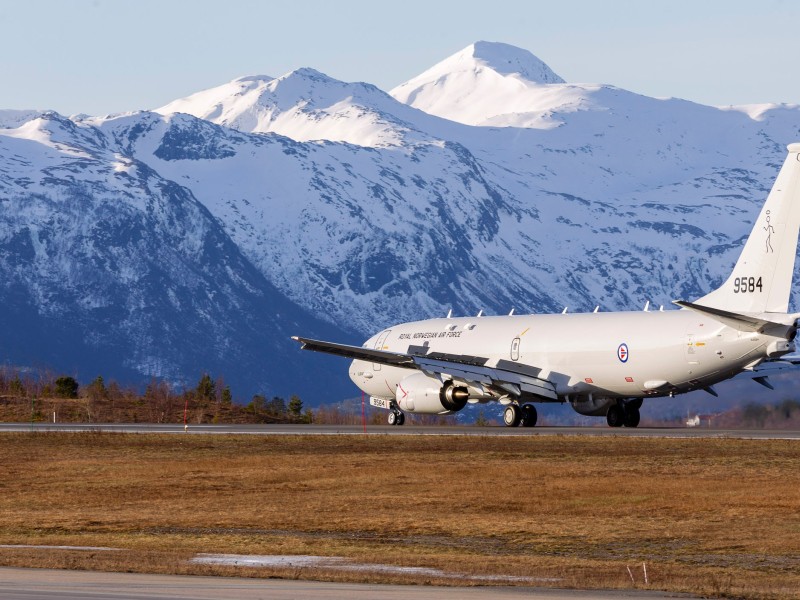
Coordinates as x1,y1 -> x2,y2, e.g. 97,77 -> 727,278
1,0 -> 797,116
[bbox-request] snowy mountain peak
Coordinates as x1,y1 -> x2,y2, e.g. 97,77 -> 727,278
280,67 -> 335,83
468,41 -> 565,83
390,41 -> 574,127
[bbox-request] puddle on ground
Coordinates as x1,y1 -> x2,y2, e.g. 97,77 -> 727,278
190,553 -> 561,582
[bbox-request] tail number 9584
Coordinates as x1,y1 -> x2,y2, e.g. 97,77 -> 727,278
733,276 -> 763,293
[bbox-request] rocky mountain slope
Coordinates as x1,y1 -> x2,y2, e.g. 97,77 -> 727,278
2,42 -> 800,402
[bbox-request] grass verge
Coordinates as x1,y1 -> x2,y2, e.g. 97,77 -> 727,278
0,433 -> 798,598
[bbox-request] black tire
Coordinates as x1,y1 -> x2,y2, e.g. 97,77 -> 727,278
520,403 -> 537,427
503,404 -> 521,427
606,404 -> 625,427
387,411 -> 397,426
624,407 -> 640,428
396,412 -> 405,426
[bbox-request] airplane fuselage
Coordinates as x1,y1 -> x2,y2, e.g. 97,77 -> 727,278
297,143 -> 800,426
349,310 -> 783,409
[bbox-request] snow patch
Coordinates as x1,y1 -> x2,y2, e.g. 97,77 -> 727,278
190,553 -> 559,582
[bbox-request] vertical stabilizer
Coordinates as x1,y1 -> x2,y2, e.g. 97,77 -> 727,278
696,144 -> 800,313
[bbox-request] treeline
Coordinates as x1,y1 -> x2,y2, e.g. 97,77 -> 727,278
694,398 -> 800,429
0,368 -> 465,425
0,369 -> 312,424
736,399 -> 800,428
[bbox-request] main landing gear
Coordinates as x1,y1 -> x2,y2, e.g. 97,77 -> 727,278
503,403 -> 537,427
606,400 -> 641,428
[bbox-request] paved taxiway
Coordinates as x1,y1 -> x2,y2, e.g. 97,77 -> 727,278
0,422 -> 798,439
0,568 -> 691,600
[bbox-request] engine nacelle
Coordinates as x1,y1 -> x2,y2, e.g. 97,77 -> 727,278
570,395 -> 616,417
395,372 -> 469,414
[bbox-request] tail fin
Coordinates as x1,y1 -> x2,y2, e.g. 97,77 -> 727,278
696,143 -> 800,314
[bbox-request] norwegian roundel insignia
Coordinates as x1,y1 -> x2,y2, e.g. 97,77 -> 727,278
617,343 -> 629,363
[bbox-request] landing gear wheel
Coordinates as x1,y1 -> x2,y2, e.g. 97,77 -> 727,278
606,404 -> 625,428
624,407 -> 640,428
503,404 -> 521,427
388,410 -> 405,426
520,403 -> 537,427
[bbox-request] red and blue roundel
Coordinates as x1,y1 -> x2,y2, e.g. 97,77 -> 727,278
617,343 -> 629,363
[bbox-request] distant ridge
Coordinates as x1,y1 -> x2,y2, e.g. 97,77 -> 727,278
155,68 -> 429,147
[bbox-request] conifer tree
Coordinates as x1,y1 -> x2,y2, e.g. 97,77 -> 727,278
54,376 -> 79,399
196,373 -> 216,402
288,395 -> 303,418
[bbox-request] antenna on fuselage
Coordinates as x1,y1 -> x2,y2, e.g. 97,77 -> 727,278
643,301 -> 650,312
508,308 -> 515,316
562,307 -> 568,314
593,306 -> 599,313
477,309 -> 483,317
446,309 -> 452,319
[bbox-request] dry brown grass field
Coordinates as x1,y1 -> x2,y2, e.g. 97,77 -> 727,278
0,433 -> 798,599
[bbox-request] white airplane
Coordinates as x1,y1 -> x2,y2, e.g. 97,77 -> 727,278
294,143 -> 800,427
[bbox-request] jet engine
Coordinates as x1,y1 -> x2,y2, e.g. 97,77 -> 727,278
395,372 -> 470,414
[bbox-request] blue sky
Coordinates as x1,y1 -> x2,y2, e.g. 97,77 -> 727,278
1,0 -> 797,115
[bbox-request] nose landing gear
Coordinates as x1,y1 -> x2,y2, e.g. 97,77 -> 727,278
387,404 -> 405,426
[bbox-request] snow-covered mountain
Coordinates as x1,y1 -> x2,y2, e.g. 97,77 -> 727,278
0,111 -> 350,398
2,41 -> 800,403
155,68 -> 440,147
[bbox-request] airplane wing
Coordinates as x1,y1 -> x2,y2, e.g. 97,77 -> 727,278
292,336 -> 558,401
291,337 -> 415,366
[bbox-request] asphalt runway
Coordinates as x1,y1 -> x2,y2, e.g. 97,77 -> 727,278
0,422 -> 798,439
0,568 -> 691,600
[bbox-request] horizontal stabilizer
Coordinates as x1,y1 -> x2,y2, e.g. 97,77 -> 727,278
672,300 -> 783,332
732,357 -> 800,383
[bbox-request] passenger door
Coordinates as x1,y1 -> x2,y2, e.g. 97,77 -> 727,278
372,330 -> 391,371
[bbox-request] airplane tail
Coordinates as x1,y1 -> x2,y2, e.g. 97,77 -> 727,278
695,143 -> 800,314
